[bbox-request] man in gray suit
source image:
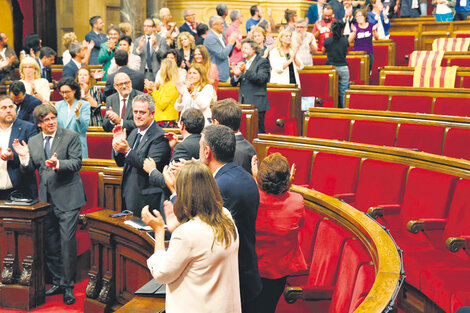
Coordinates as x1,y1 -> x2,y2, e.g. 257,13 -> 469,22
13,104 -> 86,305
204,16 -> 238,82
134,18 -> 168,80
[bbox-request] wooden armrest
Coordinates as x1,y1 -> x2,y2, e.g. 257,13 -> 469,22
284,286 -> 303,304
367,204 -> 401,219
446,236 -> 470,253
407,218 -> 446,234
335,193 -> 356,203
302,286 -> 335,301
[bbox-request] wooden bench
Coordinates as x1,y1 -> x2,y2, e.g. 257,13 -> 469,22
217,83 -> 302,135
298,66 -> 339,108
371,39 -> 396,85
390,34 -> 418,66
253,133 -> 470,313
310,52 -> 370,85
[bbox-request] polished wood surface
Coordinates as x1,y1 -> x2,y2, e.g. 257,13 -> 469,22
116,296 -> 165,312
0,201 -> 51,310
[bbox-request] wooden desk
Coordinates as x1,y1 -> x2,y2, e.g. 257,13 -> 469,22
116,296 -> 165,312
0,201 -> 51,310
83,210 -> 156,313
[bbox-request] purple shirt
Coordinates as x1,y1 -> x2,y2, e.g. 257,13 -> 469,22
352,23 -> 374,55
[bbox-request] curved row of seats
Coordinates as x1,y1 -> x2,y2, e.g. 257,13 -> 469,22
254,134 -> 470,313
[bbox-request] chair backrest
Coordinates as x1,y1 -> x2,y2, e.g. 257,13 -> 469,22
348,94 -> 389,111
384,73 -> 414,87
389,95 -> 433,114
434,97 -> 470,117
299,210 -> 324,267
79,171 -> 99,212
267,147 -> 313,186
309,152 -> 361,197
306,116 -> 351,141
350,120 -> 397,146
443,178 -> 470,244
347,263 -> 376,313
395,123 -> 446,154
390,34 -> 416,66
443,128 -> 470,160
265,90 -> 295,134
87,134 -> 113,159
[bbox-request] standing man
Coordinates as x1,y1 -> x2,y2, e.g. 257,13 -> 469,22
107,35 -> 141,75
62,42 -> 85,78
204,16 -> 237,82
179,9 -> 198,39
246,5 -> 265,33
13,104 -> 86,305
9,81 -> 41,123
0,96 -> 37,199
307,0 -> 326,24
134,19 -> 168,81
231,38 -> 270,134
85,16 -> 108,65
312,5 -> 336,51
216,3 -> 229,34
112,94 -> 171,216
102,72 -> 143,136
0,33 -> 19,83
37,47 -> 56,83
104,50 -> 145,98
225,10 -> 244,67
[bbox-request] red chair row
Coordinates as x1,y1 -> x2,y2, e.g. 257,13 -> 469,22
305,115 -> 470,159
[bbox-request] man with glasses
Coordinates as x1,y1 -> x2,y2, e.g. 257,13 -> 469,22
179,9 -> 198,38
102,72 -> 143,136
104,50 -> 144,99
293,18 -> 318,66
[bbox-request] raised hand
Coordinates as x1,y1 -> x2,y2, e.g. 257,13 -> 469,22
164,132 -> 179,149
163,165 -> 176,194
138,36 -> 146,50
143,157 -> 157,174
45,152 -> 58,168
106,107 -> 120,124
93,69 -> 105,80
0,147 -> 13,161
74,101 -> 82,118
112,137 -> 130,154
141,205 -> 165,231
112,125 -> 127,143
12,139 -> 29,157
251,155 -> 259,178
162,200 -> 179,233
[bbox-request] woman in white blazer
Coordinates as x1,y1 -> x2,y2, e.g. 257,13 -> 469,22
142,161 -> 241,313
269,29 -> 304,87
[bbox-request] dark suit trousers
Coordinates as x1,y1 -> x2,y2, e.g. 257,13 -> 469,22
258,112 -> 266,134
44,204 -> 80,288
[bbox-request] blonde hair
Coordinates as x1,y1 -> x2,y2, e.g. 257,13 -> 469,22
274,29 -> 293,57
75,66 -> 96,89
160,7 -> 171,19
160,59 -> 179,83
119,22 -> 132,36
19,57 -> 41,80
189,63 -> 210,90
177,32 -> 195,50
192,45 -> 211,75
62,32 -> 78,50
174,161 -> 237,248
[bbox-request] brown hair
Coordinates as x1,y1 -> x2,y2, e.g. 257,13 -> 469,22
192,45 -> 212,75
174,161 -> 237,248
75,66 -> 96,89
188,63 -> 210,90
257,153 -> 291,194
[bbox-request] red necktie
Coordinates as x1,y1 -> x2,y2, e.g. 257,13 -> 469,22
121,98 -> 126,119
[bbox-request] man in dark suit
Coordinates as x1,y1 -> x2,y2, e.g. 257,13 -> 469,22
179,8 -> 198,38
9,81 -> 41,123
104,50 -> 144,98
102,72 -> 143,136
13,104 -> 86,305
0,96 -> 37,199
85,16 -> 108,65
231,38 -> 270,133
62,42 -> 85,79
212,98 -> 256,173
134,19 -> 168,80
113,94 -> 171,217
37,47 -> 56,83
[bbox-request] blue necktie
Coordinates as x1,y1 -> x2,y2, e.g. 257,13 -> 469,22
42,67 -> 47,79
44,136 -> 52,158
146,37 -> 152,70
132,133 -> 142,150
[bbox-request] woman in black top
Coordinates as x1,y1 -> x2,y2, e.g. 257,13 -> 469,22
322,21 -> 350,108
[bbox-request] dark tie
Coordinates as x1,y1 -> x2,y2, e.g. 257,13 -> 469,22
121,98 -> 127,119
42,67 -> 47,79
44,136 -> 52,159
146,37 -> 152,70
132,133 -> 142,150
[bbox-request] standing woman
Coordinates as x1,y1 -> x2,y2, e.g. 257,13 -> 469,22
98,25 -> 120,81
269,29 -> 304,87
55,77 -> 90,158
175,63 -> 216,126
349,9 -> 378,73
323,21 -> 350,108
155,49 -> 187,87
192,45 -> 219,89
19,57 -> 51,102
283,9 -> 298,31
142,160 -> 241,313
251,153 -> 307,313
76,67 -> 103,126
148,59 -> 180,128
177,32 -> 195,70
368,0 -> 391,39
251,26 -> 269,58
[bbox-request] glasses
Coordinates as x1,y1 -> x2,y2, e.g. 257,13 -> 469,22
60,90 -> 74,95
115,81 -> 131,87
295,25 -> 306,28
0,105 -> 15,111
42,116 -> 57,123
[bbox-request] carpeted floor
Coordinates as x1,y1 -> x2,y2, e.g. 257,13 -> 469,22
0,279 -> 88,313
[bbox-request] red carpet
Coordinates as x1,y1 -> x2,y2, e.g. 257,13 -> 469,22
0,280 -> 88,313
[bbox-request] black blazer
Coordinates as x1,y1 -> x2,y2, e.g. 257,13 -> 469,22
102,89 -> 143,135
85,30 -> 109,65
62,60 -> 80,79
215,162 -> 262,304
170,133 -> 201,163
233,133 -> 256,174
230,54 -> 271,112
179,23 -> 197,39
17,94 -> 41,124
178,48 -> 194,68
104,66 -> 145,99
114,122 -> 171,216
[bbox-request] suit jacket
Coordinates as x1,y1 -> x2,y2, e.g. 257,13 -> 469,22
230,54 -> 270,112
104,66 -> 145,99
233,133 -> 256,174
114,122 -> 171,215
307,3 -> 322,24
55,99 -> 91,159
0,45 -> 19,82
85,30 -> 108,65
36,58 -> 52,82
170,133 -> 200,163
17,94 -> 41,123
7,118 -> 38,198
102,89 -> 143,135
215,162 -> 262,304
133,34 -> 168,74
179,22 -> 197,39
21,127 -> 86,211
62,60 -> 80,79
204,30 -> 234,82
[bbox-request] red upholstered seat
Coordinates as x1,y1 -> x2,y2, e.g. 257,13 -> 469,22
87,135 -> 113,159
451,292 -> 470,313
216,89 -> 238,101
309,152 -> 361,199
384,73 -> 414,87
305,116 -> 351,141
267,147 -> 313,186
449,58 -> 470,67
298,72 -> 333,106
265,91 -> 295,134
348,93 -> 389,110
389,95 -> 433,114
299,210 -> 324,269
434,97 -> 470,117
395,123 -> 446,154
79,171 -> 99,212
347,264 -> 375,312
371,45 -> 389,84
461,76 -> 470,89
350,120 -> 397,146
347,58 -> 364,85
390,35 -> 416,66
443,128 -> 470,160
312,58 -> 327,65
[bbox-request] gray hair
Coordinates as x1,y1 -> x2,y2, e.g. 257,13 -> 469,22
183,8 -> 193,18
216,3 -> 228,16
132,94 -> 155,113
209,16 -> 224,28
229,10 -> 241,22
69,42 -> 81,58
